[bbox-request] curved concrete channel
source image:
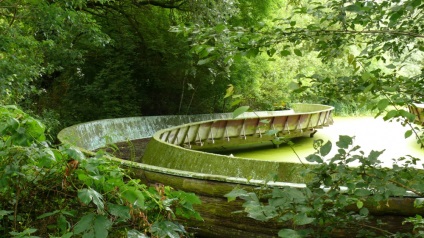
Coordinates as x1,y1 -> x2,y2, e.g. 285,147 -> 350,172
58,103 -> 424,237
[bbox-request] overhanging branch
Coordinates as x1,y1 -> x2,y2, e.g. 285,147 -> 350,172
131,0 -> 189,10
284,29 -> 424,39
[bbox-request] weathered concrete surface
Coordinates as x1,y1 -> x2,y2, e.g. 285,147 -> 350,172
142,138 -> 313,182
142,103 -> 333,181
57,104 -> 422,237
410,103 -> 424,125
57,110 -> 295,151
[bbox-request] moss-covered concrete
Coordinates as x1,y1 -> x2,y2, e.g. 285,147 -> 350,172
57,110 -> 296,151
57,104 -> 424,237
143,136 -> 313,182
57,104 -> 333,183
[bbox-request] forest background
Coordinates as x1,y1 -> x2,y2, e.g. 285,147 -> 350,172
4,0 -> 422,138
1,0 -> 423,237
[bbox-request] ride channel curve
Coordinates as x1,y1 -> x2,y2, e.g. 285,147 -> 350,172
58,103 -> 424,237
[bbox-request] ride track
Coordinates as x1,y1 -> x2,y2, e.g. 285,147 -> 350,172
58,103 -> 424,237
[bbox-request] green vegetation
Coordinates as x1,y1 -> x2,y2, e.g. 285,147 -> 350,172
1,0 -> 423,237
226,136 -> 424,237
0,105 -> 201,237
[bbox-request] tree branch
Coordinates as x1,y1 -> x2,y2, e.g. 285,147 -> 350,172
131,0 -> 189,10
281,29 -> 424,39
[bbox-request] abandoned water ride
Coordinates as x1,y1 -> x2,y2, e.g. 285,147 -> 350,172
409,103 -> 424,126
58,103 -> 424,237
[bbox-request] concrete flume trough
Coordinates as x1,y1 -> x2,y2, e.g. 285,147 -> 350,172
58,103 -> 423,237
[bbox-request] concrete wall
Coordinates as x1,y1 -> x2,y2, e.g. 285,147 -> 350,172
57,110 -> 295,151
57,104 -> 333,183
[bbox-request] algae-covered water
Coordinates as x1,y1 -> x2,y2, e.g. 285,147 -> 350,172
219,117 -> 423,167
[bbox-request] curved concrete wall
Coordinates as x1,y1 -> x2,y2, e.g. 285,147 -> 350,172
143,137 -> 312,182
58,104 -> 333,184
58,110 -> 295,151
156,104 -> 333,151
142,103 -> 333,182
57,104 -> 423,237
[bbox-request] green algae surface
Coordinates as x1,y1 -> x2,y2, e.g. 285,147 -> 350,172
221,117 -> 423,167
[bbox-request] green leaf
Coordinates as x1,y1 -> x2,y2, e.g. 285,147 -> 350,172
214,24 -> 226,33
121,188 -> 145,208
6,117 -> 20,131
232,106 -> 250,118
399,110 -> 416,122
294,49 -> 302,56
266,129 -> 279,136
411,0 -> 422,7
225,188 -> 249,202
0,210 -> 13,218
382,86 -> 397,92
64,147 -> 86,161
267,48 -> 277,57
359,207 -> 369,216
288,81 -> 300,90
224,84 -> 234,99
78,188 -> 104,211
305,154 -> 323,163
230,98 -> 242,107
107,203 -> 130,220
367,150 -> 384,163
293,213 -> 315,225
197,57 -> 213,65
336,135 -> 353,149
74,213 -> 95,235
361,72 -> 371,80
82,230 -> 94,238
37,210 -> 60,219
278,229 -> 302,238
280,50 -> 291,57
354,189 -> 371,197
405,130 -> 413,139
385,63 -> 396,69
414,198 -> 424,208
93,215 -> 112,238
345,4 -> 361,12
389,11 -> 403,22
363,83 -> 374,93
61,232 -> 73,238
9,228 -> 38,237
319,140 -> 332,156
246,48 -> 260,58
383,110 -> 399,121
357,200 -> 364,209
128,230 -> 149,238
377,99 -> 390,111
151,221 -> 186,238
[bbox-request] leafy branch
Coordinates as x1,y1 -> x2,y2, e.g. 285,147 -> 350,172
226,135 -> 424,237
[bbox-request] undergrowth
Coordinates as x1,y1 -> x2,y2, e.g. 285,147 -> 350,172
0,105 -> 202,237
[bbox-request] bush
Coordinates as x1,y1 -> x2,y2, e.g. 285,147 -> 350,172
0,105 -> 201,237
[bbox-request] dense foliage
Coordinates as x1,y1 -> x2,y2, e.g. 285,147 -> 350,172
1,0 -> 424,237
226,136 -> 424,237
0,105 -> 202,237
176,0 -> 424,144
1,0 -> 277,128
